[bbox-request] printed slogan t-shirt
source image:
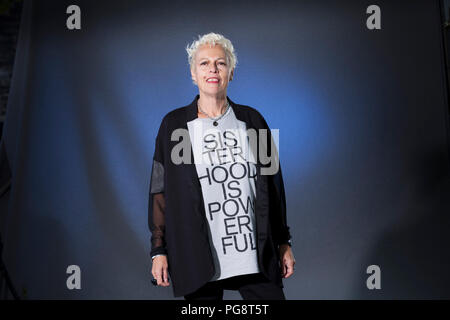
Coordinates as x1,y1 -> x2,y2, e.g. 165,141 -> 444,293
187,106 -> 261,281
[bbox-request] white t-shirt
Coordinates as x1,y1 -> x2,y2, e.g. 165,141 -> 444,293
187,106 -> 260,281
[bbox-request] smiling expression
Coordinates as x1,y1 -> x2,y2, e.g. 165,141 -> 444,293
191,44 -> 234,96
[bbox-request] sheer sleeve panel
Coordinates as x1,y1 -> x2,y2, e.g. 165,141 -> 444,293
148,116 -> 168,257
149,159 -> 168,257
149,191 -> 167,256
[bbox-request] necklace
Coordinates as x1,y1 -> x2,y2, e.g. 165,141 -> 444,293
197,100 -> 230,126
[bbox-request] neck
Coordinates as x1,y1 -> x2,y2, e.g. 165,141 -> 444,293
197,93 -> 227,117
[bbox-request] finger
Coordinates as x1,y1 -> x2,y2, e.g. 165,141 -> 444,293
285,262 -> 295,278
162,267 -> 169,286
155,269 -> 163,286
281,260 -> 287,277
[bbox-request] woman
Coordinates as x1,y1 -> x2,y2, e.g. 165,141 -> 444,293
149,32 -> 295,300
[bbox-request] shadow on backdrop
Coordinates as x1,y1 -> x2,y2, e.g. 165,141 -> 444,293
356,146 -> 450,299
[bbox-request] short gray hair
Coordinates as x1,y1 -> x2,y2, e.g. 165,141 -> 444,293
186,32 -> 238,72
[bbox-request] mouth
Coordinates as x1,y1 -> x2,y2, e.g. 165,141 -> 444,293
206,77 -> 220,83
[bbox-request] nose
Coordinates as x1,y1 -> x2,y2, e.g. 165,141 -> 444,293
209,63 -> 218,73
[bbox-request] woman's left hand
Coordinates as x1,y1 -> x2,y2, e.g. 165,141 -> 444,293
279,244 -> 296,278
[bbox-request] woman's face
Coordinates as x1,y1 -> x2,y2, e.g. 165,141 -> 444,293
191,44 -> 233,97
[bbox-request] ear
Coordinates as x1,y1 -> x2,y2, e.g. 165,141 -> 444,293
229,69 -> 234,81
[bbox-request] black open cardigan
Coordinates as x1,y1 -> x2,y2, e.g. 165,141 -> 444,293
148,94 -> 292,297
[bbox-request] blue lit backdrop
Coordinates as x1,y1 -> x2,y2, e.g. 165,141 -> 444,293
1,0 -> 450,299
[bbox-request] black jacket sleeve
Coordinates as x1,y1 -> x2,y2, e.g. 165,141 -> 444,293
148,117 -> 168,257
258,113 -> 292,247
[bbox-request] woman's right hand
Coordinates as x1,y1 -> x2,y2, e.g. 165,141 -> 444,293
151,255 -> 170,286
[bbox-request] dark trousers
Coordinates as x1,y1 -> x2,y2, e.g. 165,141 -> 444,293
184,272 -> 286,300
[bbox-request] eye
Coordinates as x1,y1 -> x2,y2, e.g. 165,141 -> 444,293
200,61 -> 207,65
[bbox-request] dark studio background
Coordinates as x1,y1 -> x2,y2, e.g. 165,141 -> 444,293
0,0 -> 449,299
